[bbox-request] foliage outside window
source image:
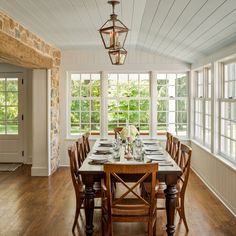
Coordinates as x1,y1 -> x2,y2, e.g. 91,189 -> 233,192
107,73 -> 150,133
157,73 -> 188,136
219,62 -> 236,163
194,67 -> 212,148
0,77 -> 18,134
70,73 -> 100,135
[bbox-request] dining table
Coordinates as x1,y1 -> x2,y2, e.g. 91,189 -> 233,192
78,139 -> 182,236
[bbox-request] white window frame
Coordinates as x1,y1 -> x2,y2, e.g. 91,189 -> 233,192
194,67 -> 212,149
156,73 -> 189,137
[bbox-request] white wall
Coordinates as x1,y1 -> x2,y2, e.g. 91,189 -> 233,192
190,42 -> 236,216
191,141 -> 236,216
59,48 -> 190,166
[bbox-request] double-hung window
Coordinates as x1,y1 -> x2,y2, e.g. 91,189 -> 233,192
69,73 -> 101,135
219,62 -> 236,163
194,68 -> 212,148
107,73 -> 150,134
156,73 -> 188,136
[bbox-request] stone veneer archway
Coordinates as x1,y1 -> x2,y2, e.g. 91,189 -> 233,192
0,12 -> 60,174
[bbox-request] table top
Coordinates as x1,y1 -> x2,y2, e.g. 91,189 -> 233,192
79,139 -> 182,175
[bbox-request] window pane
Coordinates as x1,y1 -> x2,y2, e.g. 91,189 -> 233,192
81,100 -> 90,111
81,112 -> 90,123
71,112 -> 80,124
6,79 -> 18,91
129,100 -> 139,110
7,122 -> 18,134
0,107 -> 5,120
91,112 -> 100,123
71,100 -> 80,111
91,100 -> 100,112
129,112 -> 139,123
119,100 -> 128,111
0,79 -> 5,91
0,122 -> 5,134
140,100 -> 149,111
6,107 -> 18,120
6,92 -> 18,106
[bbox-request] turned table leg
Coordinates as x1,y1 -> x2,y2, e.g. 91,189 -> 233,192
165,183 -> 177,236
84,184 -> 95,236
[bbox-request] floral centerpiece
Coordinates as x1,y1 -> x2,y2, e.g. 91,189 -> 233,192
120,125 -> 139,143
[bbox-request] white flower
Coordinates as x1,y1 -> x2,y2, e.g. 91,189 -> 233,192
120,125 -> 139,142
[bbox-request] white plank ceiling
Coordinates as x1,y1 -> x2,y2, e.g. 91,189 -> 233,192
1,0 -> 236,63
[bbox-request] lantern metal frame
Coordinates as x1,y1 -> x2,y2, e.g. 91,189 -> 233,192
108,47 -> 127,65
99,0 -> 129,50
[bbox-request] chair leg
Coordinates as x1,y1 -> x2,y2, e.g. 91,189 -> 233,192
72,199 -> 83,232
153,219 -> 157,236
148,221 -> 153,236
180,197 -> 189,232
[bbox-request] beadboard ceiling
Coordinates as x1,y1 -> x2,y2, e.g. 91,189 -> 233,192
1,0 -> 236,63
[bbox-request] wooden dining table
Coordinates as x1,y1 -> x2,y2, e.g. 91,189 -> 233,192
78,139 -> 182,236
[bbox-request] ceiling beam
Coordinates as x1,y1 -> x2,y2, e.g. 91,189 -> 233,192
0,31 -> 53,69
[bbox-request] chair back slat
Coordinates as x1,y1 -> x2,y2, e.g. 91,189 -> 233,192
68,143 -> 83,192
82,132 -> 90,155
113,127 -> 123,139
166,132 -> 173,155
178,143 -> 192,194
76,138 -> 86,166
171,136 -> 180,162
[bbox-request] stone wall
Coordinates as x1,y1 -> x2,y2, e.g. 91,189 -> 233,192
0,12 -> 61,174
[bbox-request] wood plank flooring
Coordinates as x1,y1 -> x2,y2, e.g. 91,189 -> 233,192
0,165 -> 235,236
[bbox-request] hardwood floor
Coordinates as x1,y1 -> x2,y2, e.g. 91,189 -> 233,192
0,165 -> 235,236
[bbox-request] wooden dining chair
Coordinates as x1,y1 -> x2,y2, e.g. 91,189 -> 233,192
165,132 -> 173,155
101,163 -> 158,236
113,127 -> 123,139
157,143 -> 192,231
68,143 -> 84,232
174,143 -> 192,231
171,136 -> 180,161
68,142 -> 103,232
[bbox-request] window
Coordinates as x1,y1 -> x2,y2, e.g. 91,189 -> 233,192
194,67 -> 212,148
0,77 -> 19,134
107,73 -> 150,133
69,73 -> 101,135
219,62 -> 236,163
157,73 -> 188,136
68,71 -> 189,137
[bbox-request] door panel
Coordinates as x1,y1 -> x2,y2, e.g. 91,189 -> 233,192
0,73 -> 24,163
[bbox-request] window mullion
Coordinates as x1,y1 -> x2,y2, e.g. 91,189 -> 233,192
150,71 -> 157,138
101,71 -> 108,138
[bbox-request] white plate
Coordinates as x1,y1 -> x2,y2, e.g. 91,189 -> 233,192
95,147 -> 113,152
145,151 -> 163,155
143,140 -> 157,144
144,146 -> 160,151
99,141 -> 113,145
88,154 -> 111,161
146,155 -> 166,161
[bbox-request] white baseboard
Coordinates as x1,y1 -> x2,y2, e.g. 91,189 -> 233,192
31,167 -> 49,176
191,167 -> 236,217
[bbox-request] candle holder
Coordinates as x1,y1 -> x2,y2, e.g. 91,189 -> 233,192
124,137 -> 133,160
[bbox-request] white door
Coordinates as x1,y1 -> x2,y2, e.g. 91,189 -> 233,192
0,73 -> 24,163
